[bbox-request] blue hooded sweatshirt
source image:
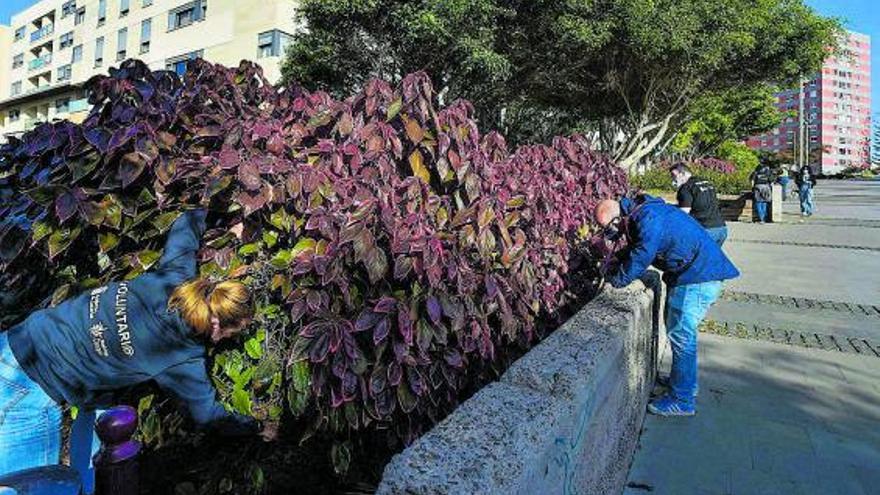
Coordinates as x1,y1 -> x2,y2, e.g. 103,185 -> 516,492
608,195 -> 740,288
7,209 -> 258,435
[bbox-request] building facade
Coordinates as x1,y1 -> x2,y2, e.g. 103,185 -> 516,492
746,31 -> 872,175
0,0 -> 298,141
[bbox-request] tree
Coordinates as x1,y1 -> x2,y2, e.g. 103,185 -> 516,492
670,85 -> 786,159
282,0 -> 842,170
281,0 -> 515,121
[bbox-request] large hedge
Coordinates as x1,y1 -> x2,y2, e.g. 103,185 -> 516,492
0,59 -> 628,481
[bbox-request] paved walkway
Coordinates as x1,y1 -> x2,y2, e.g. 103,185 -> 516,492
625,180 -> 880,495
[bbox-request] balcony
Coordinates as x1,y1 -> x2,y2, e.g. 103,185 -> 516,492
29,54 -> 53,72
30,25 -> 55,43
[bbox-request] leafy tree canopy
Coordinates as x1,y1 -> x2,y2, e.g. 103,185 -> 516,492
282,0 -> 842,169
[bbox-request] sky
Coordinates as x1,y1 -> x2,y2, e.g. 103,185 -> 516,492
1,0 -> 877,120
806,0 -> 879,121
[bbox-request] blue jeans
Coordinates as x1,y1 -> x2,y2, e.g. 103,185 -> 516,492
0,332 -> 62,477
666,281 -> 722,406
799,184 -> 814,215
754,201 -> 769,222
705,226 -> 728,247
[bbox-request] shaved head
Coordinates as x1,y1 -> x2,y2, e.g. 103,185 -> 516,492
595,200 -> 621,227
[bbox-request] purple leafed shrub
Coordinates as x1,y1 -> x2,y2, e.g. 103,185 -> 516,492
0,59 -> 628,474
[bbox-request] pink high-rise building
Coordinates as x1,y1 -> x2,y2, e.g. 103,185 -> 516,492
747,30 -> 872,174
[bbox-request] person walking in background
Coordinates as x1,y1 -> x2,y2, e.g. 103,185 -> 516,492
594,195 -> 740,416
670,162 -> 729,246
776,165 -> 791,201
0,209 -> 276,479
750,162 -> 773,224
795,164 -> 817,217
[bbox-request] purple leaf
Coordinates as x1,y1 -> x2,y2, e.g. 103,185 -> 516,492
355,309 -> 382,333
426,296 -> 442,325
373,297 -> 397,313
373,317 -> 390,345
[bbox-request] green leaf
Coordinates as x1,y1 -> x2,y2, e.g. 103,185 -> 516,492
102,196 -> 123,229
151,211 -> 180,233
269,209 -> 292,231
270,249 -> 292,268
287,383 -> 309,417
32,221 -> 53,243
98,232 -> 119,253
291,237 -> 317,258
138,394 -> 155,415
135,249 -> 161,270
70,154 -> 101,182
244,336 -> 263,360
238,242 -> 261,256
290,360 -> 310,392
268,405 -> 283,420
262,230 -> 279,248
231,387 -> 253,415
48,226 -> 81,260
50,284 -> 71,307
386,97 -> 403,121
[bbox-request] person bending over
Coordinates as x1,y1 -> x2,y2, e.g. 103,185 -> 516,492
0,209 -> 275,476
595,195 -> 739,416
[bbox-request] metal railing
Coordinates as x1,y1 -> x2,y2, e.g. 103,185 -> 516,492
30,24 -> 54,43
28,54 -> 53,71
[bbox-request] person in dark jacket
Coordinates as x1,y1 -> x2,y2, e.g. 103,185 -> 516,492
794,164 -> 817,217
595,195 -> 740,416
750,162 -> 773,223
670,162 -> 728,246
0,209 -> 274,477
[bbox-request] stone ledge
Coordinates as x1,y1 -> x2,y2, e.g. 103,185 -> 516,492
378,272 -> 661,495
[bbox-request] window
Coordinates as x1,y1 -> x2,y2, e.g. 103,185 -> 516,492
165,50 -> 203,75
140,19 -> 152,53
95,37 -> 104,67
62,1 -> 77,17
11,82 -> 22,96
14,27 -> 25,41
74,7 -> 86,25
120,0 -> 130,16
98,0 -> 107,25
117,28 -> 128,60
9,109 -> 21,122
60,32 -> 75,49
72,45 -> 83,63
12,54 -> 24,69
57,64 -> 73,81
257,30 -> 293,58
168,1 -> 207,31
143,0 -> 153,5
56,98 -> 71,113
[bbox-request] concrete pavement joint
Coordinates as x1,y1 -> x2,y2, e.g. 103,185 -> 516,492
728,238 -> 880,252
700,320 -> 880,358
720,290 -> 880,318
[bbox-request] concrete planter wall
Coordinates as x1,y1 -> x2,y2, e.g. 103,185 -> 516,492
378,273 -> 662,495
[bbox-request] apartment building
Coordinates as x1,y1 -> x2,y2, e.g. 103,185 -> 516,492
746,30 -> 872,174
747,32 -> 871,174
0,0 -> 298,141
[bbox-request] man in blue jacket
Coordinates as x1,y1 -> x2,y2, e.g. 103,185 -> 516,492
595,195 -> 740,416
